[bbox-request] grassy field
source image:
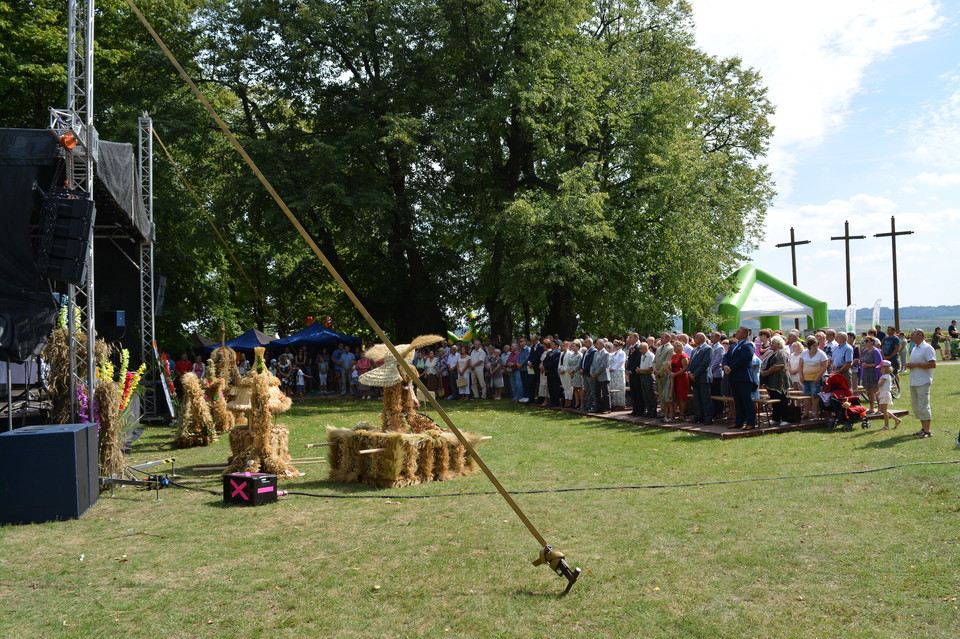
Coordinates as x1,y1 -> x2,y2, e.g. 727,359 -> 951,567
1,367 -> 958,638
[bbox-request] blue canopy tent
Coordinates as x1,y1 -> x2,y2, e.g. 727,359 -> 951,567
203,328 -> 276,355
269,324 -> 362,349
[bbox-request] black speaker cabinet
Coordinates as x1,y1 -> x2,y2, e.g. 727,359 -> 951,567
0,423 -> 99,525
35,193 -> 95,286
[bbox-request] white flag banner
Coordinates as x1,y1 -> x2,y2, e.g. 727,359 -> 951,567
871,299 -> 882,329
845,305 -> 857,333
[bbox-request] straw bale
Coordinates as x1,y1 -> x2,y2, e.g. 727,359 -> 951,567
95,380 -> 124,479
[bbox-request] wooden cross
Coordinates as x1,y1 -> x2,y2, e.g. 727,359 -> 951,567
775,227 -> 811,329
874,216 -> 913,330
830,220 -> 866,307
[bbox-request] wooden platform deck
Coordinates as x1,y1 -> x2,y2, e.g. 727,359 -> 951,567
539,404 -> 909,439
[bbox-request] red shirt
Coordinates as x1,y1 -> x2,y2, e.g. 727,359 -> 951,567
175,360 -> 193,376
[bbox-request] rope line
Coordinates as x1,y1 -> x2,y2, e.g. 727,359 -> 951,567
167,459 -> 960,499
124,0 -> 551,549
151,126 -> 270,315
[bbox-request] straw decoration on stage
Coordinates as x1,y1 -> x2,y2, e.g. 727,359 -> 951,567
174,372 -> 217,448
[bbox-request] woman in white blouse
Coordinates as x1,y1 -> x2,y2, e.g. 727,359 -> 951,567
607,340 -> 627,410
788,340 -> 804,391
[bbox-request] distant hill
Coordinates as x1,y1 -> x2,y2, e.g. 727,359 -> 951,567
828,305 -> 960,328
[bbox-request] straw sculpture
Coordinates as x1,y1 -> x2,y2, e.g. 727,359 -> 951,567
96,379 -> 124,479
204,359 -> 234,433
42,327 -> 112,424
224,347 -> 298,478
328,334 -> 484,487
174,372 -> 217,448
211,346 -> 241,386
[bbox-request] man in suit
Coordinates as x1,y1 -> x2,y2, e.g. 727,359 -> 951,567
527,333 -> 544,404
709,331 -> 725,417
625,333 -> 645,416
542,338 -> 563,407
722,326 -> 757,429
687,332 -> 714,424
580,337 -> 597,411
590,338 -> 611,413
637,341 -> 657,417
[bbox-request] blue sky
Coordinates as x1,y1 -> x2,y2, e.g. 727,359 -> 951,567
691,0 -> 960,311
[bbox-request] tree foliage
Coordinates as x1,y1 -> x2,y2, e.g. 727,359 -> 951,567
2,0 -> 775,345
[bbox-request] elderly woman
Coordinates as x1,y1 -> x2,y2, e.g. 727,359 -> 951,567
488,348 -> 504,400
760,335 -> 791,426
608,340 -> 627,410
799,336 -> 828,420
558,340 -> 574,406
669,340 -> 690,421
569,339 -> 584,409
788,340 -> 804,391
859,335 -> 882,413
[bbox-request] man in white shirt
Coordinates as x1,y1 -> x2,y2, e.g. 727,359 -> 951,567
637,341 -> 657,417
469,340 -> 487,399
905,329 -> 937,438
446,346 -> 461,399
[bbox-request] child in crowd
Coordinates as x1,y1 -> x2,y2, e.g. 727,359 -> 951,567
317,355 -> 329,394
876,362 -> 902,430
293,365 -> 311,402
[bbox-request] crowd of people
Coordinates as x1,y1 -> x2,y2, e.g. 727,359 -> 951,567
172,321 -> 941,436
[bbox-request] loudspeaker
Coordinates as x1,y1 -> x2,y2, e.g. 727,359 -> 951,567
35,191 -> 95,286
0,423 -> 99,525
154,274 -> 167,315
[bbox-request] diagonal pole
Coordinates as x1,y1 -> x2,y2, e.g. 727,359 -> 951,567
775,227 -> 811,330
123,0 -> 579,592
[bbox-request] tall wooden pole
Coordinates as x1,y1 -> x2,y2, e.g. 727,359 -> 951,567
875,216 -> 913,330
830,220 -> 866,307
775,227 -> 811,330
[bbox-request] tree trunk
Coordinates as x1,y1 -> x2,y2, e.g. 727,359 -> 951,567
542,285 -> 576,338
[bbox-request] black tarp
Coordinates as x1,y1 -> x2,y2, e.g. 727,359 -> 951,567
0,128 -> 151,363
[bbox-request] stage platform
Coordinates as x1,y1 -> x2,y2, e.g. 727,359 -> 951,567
542,405 -> 910,439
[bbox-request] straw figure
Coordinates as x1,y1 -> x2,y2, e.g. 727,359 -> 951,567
42,325 -> 112,424
360,334 -> 444,433
204,358 -> 234,433
96,379 -> 124,479
327,335 -> 486,488
225,347 -> 298,478
212,345 -> 244,423
174,372 -> 217,448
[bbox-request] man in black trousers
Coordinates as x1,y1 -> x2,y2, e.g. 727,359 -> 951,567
542,337 -> 563,407
722,326 -> 757,429
580,337 -> 597,411
625,332 -> 645,416
527,333 -> 544,404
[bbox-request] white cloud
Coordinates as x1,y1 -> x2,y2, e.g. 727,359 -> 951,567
690,1 -> 945,196
906,78 -> 960,169
915,171 -> 960,186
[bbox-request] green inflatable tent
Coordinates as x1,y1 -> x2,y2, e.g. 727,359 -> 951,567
716,265 -> 828,333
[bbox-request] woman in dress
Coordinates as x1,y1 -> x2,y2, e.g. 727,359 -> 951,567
799,336 -> 828,420
436,346 -> 449,399
558,340 -> 573,407
568,339 -> 584,409
669,341 -> 689,421
760,335 -> 791,426
488,348 -> 504,400
608,340 -> 627,410
858,335 -> 882,413
423,349 -> 439,394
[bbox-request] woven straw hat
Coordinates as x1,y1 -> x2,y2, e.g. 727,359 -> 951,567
358,334 -> 443,388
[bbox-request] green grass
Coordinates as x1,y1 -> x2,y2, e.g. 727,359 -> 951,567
2,367 -> 959,638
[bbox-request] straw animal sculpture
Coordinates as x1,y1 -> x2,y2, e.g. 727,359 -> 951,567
225,347 -> 298,478
205,359 -> 234,433
174,372 -> 217,448
211,346 -> 241,387
328,334 -> 484,487
96,379 -> 124,479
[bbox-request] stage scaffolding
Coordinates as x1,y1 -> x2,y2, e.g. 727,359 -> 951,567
138,113 -> 157,417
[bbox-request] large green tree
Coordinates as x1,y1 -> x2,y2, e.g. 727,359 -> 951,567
2,0 -> 775,345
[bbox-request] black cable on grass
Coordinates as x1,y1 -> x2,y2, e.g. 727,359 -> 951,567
167,459 -> 960,500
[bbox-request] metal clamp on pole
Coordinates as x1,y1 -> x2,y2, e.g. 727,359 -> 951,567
532,545 -> 582,594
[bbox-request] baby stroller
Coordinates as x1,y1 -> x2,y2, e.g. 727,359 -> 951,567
819,373 -> 869,431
